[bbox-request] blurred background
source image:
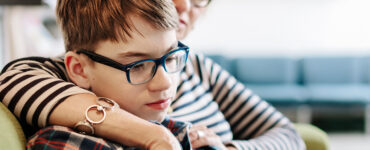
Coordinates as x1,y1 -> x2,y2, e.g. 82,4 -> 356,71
0,0 -> 370,149
185,0 -> 370,57
0,0 -> 63,67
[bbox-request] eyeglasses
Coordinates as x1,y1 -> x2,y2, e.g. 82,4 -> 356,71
76,42 -> 189,85
192,0 -> 211,8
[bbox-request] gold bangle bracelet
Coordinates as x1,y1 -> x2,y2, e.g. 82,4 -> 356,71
74,120 -> 95,135
74,97 -> 119,135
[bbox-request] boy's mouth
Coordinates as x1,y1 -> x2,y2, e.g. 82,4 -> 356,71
146,99 -> 171,110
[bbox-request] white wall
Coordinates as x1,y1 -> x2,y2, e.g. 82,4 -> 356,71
0,8 -> 3,67
184,0 -> 370,57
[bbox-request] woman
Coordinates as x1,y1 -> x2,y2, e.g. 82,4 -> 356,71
0,0 -> 305,149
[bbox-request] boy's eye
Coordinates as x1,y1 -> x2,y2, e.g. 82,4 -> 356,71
131,63 -> 145,71
131,62 -> 153,72
166,57 -> 176,63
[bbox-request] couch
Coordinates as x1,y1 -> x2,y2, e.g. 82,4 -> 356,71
0,102 -> 26,150
208,55 -> 370,134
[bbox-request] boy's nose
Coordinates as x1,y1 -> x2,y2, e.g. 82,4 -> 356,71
147,66 -> 172,92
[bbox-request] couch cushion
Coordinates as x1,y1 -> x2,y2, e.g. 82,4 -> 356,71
306,84 -> 370,105
247,84 -> 307,105
303,57 -> 362,84
361,57 -> 370,83
0,102 -> 26,150
234,57 -> 299,84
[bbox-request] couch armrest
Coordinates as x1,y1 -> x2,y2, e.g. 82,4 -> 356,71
0,102 -> 26,150
294,123 -> 330,150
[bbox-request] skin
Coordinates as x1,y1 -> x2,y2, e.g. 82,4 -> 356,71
77,16 -> 179,122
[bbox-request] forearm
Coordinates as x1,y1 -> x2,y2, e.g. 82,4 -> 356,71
228,125 -> 305,150
224,97 -> 305,149
49,93 -> 180,149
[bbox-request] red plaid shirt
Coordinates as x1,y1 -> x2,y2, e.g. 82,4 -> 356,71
26,117 -> 191,150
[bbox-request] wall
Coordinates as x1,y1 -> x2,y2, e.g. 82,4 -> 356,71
184,0 -> 370,57
0,8 -> 4,68
1,6 -> 64,66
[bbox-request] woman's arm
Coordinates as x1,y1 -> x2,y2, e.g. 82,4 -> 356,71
51,93 -> 181,149
202,55 -> 305,150
0,57 -> 181,149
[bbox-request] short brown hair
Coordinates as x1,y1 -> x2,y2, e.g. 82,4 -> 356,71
56,0 -> 178,51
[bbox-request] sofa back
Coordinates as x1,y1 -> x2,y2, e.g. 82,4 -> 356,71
302,57 -> 362,84
206,54 -> 370,86
233,57 -> 299,85
361,57 -> 370,84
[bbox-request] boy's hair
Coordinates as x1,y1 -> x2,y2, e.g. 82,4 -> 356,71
56,0 -> 178,51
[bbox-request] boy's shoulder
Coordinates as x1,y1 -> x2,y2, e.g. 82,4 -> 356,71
1,56 -> 65,73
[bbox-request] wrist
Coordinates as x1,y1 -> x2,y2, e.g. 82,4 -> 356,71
93,108 -> 151,148
93,108 -> 180,149
144,124 -> 181,149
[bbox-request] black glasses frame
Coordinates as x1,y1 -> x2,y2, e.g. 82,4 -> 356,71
76,41 -> 189,85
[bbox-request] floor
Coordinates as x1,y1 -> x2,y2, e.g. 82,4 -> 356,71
277,106 -> 370,149
328,132 -> 370,150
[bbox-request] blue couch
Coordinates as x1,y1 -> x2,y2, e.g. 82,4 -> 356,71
207,55 -> 370,133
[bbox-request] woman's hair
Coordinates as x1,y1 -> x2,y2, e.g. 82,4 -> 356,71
56,0 -> 178,51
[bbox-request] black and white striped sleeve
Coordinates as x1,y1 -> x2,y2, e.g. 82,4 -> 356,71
0,57 -> 93,128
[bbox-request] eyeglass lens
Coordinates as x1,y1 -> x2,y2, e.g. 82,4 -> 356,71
192,0 -> 211,7
129,50 -> 187,84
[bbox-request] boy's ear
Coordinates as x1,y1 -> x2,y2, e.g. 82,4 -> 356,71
65,51 -> 91,89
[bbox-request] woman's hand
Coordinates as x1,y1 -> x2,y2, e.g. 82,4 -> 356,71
189,125 -> 229,150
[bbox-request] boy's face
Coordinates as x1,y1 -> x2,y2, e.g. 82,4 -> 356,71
82,17 -> 179,122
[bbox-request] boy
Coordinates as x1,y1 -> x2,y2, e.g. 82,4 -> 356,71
25,0 -> 211,149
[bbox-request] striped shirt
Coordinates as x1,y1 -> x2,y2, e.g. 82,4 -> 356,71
0,52 -> 305,150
